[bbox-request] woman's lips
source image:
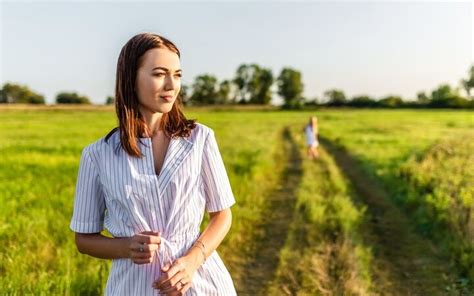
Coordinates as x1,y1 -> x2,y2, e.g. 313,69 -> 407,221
160,95 -> 173,102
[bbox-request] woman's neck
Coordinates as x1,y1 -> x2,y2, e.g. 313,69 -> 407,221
139,105 -> 163,137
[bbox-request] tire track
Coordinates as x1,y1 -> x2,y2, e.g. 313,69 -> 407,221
238,127 -> 303,295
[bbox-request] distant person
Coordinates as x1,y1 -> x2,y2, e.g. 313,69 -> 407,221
304,116 -> 319,160
69,32 -> 236,295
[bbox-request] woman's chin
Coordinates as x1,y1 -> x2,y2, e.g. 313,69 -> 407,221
150,103 -> 174,114
159,104 -> 174,114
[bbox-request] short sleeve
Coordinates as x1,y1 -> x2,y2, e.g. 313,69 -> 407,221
201,129 -> 236,213
69,146 -> 106,233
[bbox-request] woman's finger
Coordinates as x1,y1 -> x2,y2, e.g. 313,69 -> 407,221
164,282 -> 191,296
140,230 -> 161,236
178,282 -> 192,295
135,233 -> 161,245
155,263 -> 183,289
130,241 -> 145,252
131,241 -> 159,253
154,264 -> 171,288
161,269 -> 188,293
158,272 -> 186,294
131,251 -> 155,259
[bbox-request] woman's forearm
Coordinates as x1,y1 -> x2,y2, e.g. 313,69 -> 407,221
185,208 -> 232,263
75,209 -> 232,263
75,233 -> 131,260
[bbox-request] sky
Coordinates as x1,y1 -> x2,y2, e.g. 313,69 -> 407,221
1,0 -> 473,105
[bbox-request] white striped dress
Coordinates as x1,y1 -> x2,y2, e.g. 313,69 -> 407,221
70,123 -> 237,295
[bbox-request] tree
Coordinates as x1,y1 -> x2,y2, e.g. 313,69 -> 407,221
430,84 -> 468,108
105,96 -> 114,105
461,65 -> 474,99
416,91 -> 430,105
233,64 -> 273,105
56,92 -> 91,104
304,97 -> 321,107
189,74 -> 219,105
252,68 -> 273,105
347,95 -> 377,108
233,64 -> 254,103
324,89 -> 346,106
216,80 -> 233,104
179,85 -> 190,106
0,83 -> 45,104
378,95 -> 404,108
277,68 -> 304,109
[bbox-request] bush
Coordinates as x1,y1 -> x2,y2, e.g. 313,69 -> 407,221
0,83 -> 45,104
56,92 -> 91,104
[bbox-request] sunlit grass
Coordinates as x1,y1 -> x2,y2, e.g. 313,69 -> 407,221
318,109 -> 474,281
0,108 -> 472,293
268,125 -> 372,295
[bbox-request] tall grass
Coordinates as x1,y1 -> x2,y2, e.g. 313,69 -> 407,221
318,109 -> 474,281
0,109 -> 115,294
399,132 -> 474,280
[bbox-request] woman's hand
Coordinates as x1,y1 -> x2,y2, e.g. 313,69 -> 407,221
128,231 -> 161,264
152,250 -> 202,295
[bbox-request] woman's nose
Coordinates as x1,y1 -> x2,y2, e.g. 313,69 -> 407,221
164,75 -> 175,91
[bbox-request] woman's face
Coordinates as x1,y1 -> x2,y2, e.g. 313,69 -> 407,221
135,47 -> 182,115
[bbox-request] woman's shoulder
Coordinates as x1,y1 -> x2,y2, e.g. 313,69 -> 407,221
82,128 -> 119,156
189,122 -> 214,140
193,122 -> 213,134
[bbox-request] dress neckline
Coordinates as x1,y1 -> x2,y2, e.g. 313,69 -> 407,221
142,136 -> 173,177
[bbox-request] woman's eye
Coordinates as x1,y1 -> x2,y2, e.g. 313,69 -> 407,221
153,73 -> 181,78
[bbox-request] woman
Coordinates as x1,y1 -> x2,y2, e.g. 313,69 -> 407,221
70,32 -> 236,295
304,116 -> 319,160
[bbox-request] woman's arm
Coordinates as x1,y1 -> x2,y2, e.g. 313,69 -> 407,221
188,208 -> 232,263
154,208 -> 232,294
75,231 -> 161,264
75,233 -> 130,259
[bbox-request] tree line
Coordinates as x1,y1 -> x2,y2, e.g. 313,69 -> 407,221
0,85 -> 93,105
2,64 -> 473,109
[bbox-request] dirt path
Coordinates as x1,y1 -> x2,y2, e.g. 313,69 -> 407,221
237,127 -> 303,295
320,137 -> 463,295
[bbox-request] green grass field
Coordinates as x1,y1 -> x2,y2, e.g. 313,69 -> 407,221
317,109 -> 474,282
0,107 -> 472,294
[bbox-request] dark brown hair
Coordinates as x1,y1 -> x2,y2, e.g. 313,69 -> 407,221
106,32 -> 196,157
